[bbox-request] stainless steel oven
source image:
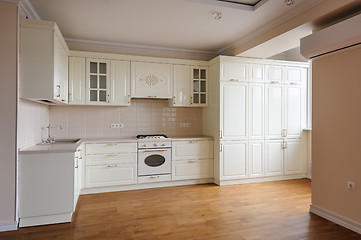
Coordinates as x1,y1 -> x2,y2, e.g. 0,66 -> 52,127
137,135 -> 171,176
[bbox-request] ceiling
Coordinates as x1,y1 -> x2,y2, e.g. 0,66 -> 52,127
26,0 -> 324,59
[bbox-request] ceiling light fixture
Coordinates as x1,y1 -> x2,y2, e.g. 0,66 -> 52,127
285,0 -> 294,6
213,12 -> 222,20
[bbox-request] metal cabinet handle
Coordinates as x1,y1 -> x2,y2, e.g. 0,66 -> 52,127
75,156 -> 79,168
220,130 -> 223,139
270,81 -> 279,84
173,96 -> 176,105
220,143 -> 223,152
190,96 -> 193,105
107,165 -> 118,168
142,149 -> 168,153
128,95 -> 131,104
229,79 -> 240,82
290,82 -> 299,85
187,160 -> 196,163
106,154 -> 118,157
188,140 -> 198,143
148,96 -> 157,98
150,176 -> 160,179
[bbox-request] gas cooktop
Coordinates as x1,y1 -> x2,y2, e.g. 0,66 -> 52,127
136,134 -> 168,139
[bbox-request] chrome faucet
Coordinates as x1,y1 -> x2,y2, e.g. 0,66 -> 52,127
46,124 -> 62,143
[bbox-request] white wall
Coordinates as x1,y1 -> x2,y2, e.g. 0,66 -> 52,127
0,1 -> 18,230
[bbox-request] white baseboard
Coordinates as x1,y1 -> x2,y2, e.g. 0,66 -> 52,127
310,204 -> 361,234
81,178 -> 214,195
0,221 -> 18,232
19,213 -> 72,227
218,174 -> 307,186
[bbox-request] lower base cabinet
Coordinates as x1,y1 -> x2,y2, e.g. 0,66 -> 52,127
284,139 -> 306,175
220,141 -> 248,180
249,140 -> 265,178
172,159 -> 213,180
265,140 -> 284,176
85,164 -> 137,188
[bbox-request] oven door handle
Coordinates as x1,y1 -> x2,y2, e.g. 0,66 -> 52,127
140,149 -> 169,153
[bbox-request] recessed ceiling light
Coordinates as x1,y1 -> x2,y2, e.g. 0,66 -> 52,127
213,12 -> 222,20
285,0 -> 294,6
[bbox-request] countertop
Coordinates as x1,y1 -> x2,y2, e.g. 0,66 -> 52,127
19,136 -> 213,154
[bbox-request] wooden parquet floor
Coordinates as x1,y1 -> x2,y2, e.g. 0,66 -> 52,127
1,179 -> 360,240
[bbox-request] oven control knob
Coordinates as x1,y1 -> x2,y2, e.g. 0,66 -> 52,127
162,144 -> 166,146
153,143 -> 157,147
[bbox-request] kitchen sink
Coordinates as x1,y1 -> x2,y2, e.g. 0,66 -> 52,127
38,139 -> 81,145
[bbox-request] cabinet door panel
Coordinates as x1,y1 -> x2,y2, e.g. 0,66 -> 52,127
131,62 -> 172,98
68,57 -> 86,105
172,140 -> 213,161
86,143 -> 137,155
249,64 -> 264,83
172,65 -> 191,106
220,62 -> 247,82
284,139 -> 306,175
285,67 -> 306,85
86,59 -> 110,105
265,65 -> 284,84
221,83 -> 248,140
221,141 -> 248,180
172,159 -> 212,180
265,140 -> 283,176
249,140 -> 264,178
85,164 -> 137,188
249,84 -> 264,140
285,85 -> 305,138
111,60 -> 130,106
265,84 -> 284,139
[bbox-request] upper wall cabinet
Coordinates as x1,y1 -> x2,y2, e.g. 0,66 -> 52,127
170,65 -> 191,107
220,61 -> 247,82
68,57 -> 86,105
191,66 -> 208,106
110,60 -> 131,106
20,19 -> 69,105
131,62 -> 172,98
86,59 -> 111,105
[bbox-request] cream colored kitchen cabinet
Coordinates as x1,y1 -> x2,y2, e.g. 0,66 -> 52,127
284,139 -> 306,175
265,140 -> 284,176
169,65 -> 191,107
265,83 -> 285,139
68,57 -> 86,105
249,140 -> 265,178
85,58 -> 110,105
191,66 -> 208,106
19,150 -> 80,227
285,84 -> 306,139
220,82 -> 248,140
172,159 -> 212,180
84,142 -> 137,188
249,83 -> 264,140
220,61 -> 247,82
74,144 -> 83,210
220,141 -> 248,180
20,19 -> 69,105
265,65 -> 284,84
249,64 -> 264,83
172,140 -> 213,161
131,62 -> 172,98
171,140 -> 213,180
110,60 -> 131,106
285,67 -> 307,85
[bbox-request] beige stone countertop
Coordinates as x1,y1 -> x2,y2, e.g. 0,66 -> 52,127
19,136 -> 213,154
169,136 -> 214,141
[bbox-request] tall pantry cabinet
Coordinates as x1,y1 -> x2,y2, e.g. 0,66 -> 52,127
203,56 -> 308,185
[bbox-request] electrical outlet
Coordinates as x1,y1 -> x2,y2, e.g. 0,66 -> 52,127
180,123 -> 191,128
186,123 -> 191,127
347,181 -> 356,191
110,123 -> 124,129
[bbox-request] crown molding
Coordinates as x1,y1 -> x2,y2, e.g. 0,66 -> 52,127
65,38 -> 218,61
19,0 -> 40,20
216,0 -> 326,55
0,0 -> 20,3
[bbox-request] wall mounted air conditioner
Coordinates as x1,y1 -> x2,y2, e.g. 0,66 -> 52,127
300,14 -> 361,59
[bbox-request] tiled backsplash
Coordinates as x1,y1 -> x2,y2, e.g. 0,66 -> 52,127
18,99 -> 49,149
49,99 -> 202,139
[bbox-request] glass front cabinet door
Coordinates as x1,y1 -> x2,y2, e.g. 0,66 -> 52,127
86,59 -> 110,105
191,66 -> 208,107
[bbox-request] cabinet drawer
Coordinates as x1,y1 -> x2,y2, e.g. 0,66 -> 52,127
172,159 -> 213,181
85,164 -> 137,188
172,140 -> 213,161
137,175 -> 171,184
86,143 -> 137,155
86,153 -> 137,166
